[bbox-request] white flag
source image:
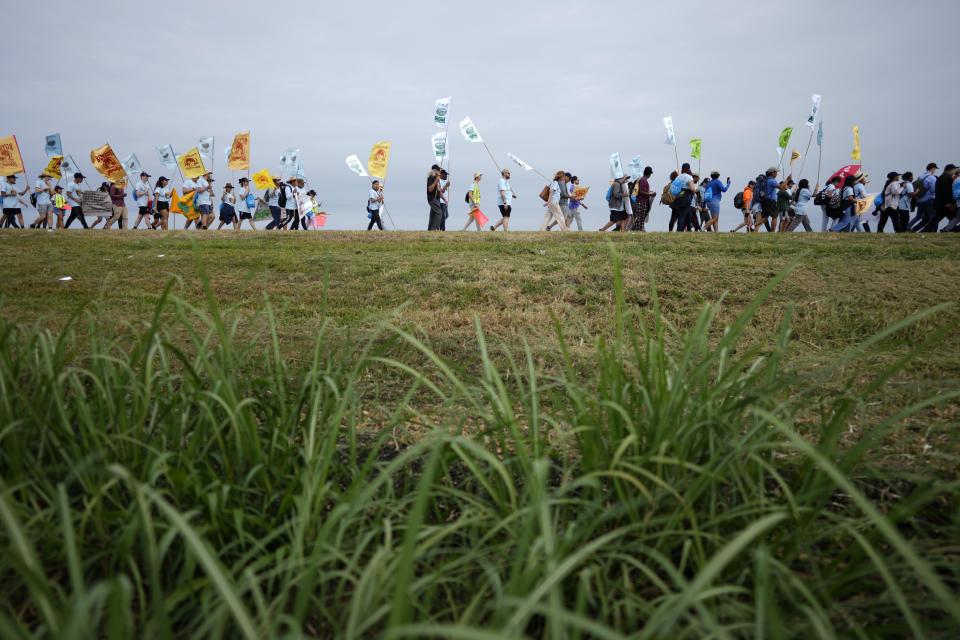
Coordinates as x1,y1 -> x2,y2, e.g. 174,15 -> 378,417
433,96 -> 452,129
344,154 -> 368,177
459,116 -> 483,143
121,153 -> 142,177
156,144 -> 177,170
279,148 -> 300,173
507,153 -> 534,172
663,117 -> 676,146
60,154 -> 80,178
806,94 -> 822,129
224,146 -> 232,166
431,131 -> 448,160
197,136 -> 215,167
609,152 -> 624,180
628,154 -> 644,179
294,157 -> 306,180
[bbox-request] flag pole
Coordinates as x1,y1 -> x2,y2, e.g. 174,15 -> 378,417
368,176 -> 397,230
799,127 -> 815,178
481,141 -> 502,173
673,145 -> 680,173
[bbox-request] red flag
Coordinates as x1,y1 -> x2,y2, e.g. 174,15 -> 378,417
473,209 -> 489,227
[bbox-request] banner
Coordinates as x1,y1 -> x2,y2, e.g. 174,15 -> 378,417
778,127 -> 793,151
806,94 -> 822,128
177,147 -> 206,178
345,154 -> 368,177
790,150 -> 801,168
431,131 -> 447,160
817,120 -> 823,147
45,133 -> 62,158
170,189 -> 199,219
507,153 -> 534,172
44,156 -> 63,179
368,142 -> 391,180
157,144 -> 177,170
122,153 -> 143,177
573,186 -> 590,200
459,116 -> 482,143
80,190 -> 111,218
663,117 -> 676,146
279,148 -> 300,173
251,168 -> 273,190
90,142 -> 126,182
433,96 -> 452,128
689,139 -> 702,160
297,194 -> 315,217
0,135 -> 25,175
609,152 -> 624,180
60,154 -> 80,179
628,155 -> 644,179
851,126 -> 861,161
197,136 -> 214,168
228,132 -> 250,170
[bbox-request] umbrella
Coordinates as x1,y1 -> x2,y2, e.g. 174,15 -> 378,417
827,164 -> 861,184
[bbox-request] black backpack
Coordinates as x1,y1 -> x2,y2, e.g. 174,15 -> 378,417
277,187 -> 287,208
464,191 -> 471,204
30,193 -> 37,207
733,191 -> 745,209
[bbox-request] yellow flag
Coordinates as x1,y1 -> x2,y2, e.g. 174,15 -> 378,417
368,142 -> 391,180
177,147 -> 206,178
251,168 -> 273,190
228,132 -> 250,170
114,177 -> 128,189
170,188 -> 199,219
790,149 -> 801,166
90,142 -> 126,182
0,135 -> 25,175
851,126 -> 861,161
45,155 -> 64,179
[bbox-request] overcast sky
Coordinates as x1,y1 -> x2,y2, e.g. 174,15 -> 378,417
3,0 -> 959,231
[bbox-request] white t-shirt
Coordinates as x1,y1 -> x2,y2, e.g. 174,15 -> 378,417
267,188 -> 279,207
135,180 -> 151,206
223,190 -> 236,205
195,177 -> 211,206
35,179 -> 52,206
368,188 -> 381,211
236,186 -> 250,212
497,178 -> 512,206
154,185 -> 171,202
67,181 -> 82,204
283,185 -> 295,210
182,179 -> 196,200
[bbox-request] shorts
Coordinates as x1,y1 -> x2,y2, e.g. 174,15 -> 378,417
138,206 -> 150,216
219,204 -> 236,223
706,200 -> 720,217
498,204 -> 512,217
761,198 -> 779,219
37,204 -> 52,214
197,204 -> 212,215
156,201 -> 170,212
239,209 -> 252,220
609,209 -> 628,223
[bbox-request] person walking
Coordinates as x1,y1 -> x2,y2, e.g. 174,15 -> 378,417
909,163 -> 939,232
461,172 -> 485,231
925,164 -> 956,232
105,179 -> 128,229
753,167 -> 781,232
786,179 -> 814,231
628,167 -> 653,231
216,182 -> 237,230
150,177 -> 172,230
877,172 -> 903,233
367,180 -> 384,230
660,171 -> 680,231
730,180 -> 756,232
671,163 -> 696,232
599,175 -> 630,231
51,185 -> 67,229
540,171 -> 568,231
264,176 -> 283,230
942,171 -> 960,231
894,172 -> 914,233
235,177 -> 255,230
1,175 -> 29,228
829,176 -> 859,232
438,169 -> 450,230
702,171 -> 730,232
31,172 -> 55,229
851,172 -> 868,232
777,179 -> 795,232
194,171 -> 215,229
427,164 -> 443,230
131,172 -> 153,229
63,172 -> 89,229
490,168 -> 516,231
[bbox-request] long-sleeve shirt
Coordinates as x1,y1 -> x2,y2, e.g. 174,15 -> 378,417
883,182 -> 903,211
917,172 -> 937,203
706,179 -> 730,201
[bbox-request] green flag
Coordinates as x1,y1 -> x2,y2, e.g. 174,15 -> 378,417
689,138 -> 702,160
778,127 -> 794,150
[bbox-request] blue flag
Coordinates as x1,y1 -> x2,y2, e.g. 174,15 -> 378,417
45,133 -> 62,157
817,120 -> 823,147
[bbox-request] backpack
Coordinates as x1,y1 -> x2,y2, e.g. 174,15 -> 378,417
29,193 -> 37,207
277,187 -> 287,208
669,176 -> 684,196
813,189 -> 828,206
661,184 -> 676,206
953,179 -> 960,202
913,177 -> 927,200
464,191 -> 471,204
733,191 -> 745,209
702,187 -> 713,203
874,193 -> 884,208
828,188 -> 842,209
605,185 -> 613,202
246,193 -> 256,210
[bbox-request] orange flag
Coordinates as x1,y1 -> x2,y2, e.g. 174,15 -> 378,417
228,132 -> 250,170
0,135 -> 25,175
90,143 -> 126,182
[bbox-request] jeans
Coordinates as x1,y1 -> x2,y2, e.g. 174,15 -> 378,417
675,204 -> 691,232
923,203 -> 952,232
439,203 -> 448,230
265,205 -> 282,229
830,207 -> 855,232
910,200 -> 934,232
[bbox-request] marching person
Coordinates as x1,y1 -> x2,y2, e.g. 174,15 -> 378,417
753,167 -> 781,232
702,170 -> 730,232
64,172 -> 89,229
131,171 -> 153,229
195,171 -> 215,229
909,163 -> 938,232
427,164 -> 444,230
851,172 -> 868,232
264,176 -> 283,230
461,172 -> 485,231
236,177 -> 256,230
51,185 -> 67,229
540,170 -> 568,231
599,175 -> 630,231
279,178 -> 297,230
31,172 -> 55,229
819,175 -> 843,231
151,176 -> 172,230
217,182 -> 237,230
630,167 -> 653,231
877,172 -> 903,233
439,169 -> 450,230
786,179 -> 814,232
895,171 -> 914,233
829,175 -> 859,232
367,180 -> 384,230
303,189 -> 319,229
662,170 -> 679,231
180,173 -> 198,229
490,168 -> 516,231
104,179 -> 128,230
730,180 -> 756,232
1,175 -> 29,228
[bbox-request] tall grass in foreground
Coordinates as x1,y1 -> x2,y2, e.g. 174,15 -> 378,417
0,249 -> 958,639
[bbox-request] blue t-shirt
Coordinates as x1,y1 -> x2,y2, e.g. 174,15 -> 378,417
853,183 -> 867,200
706,178 -> 730,201
794,188 -> 812,214
35,180 -> 52,206
918,172 -> 937,203
898,182 -> 914,211
764,177 -> 779,201
2,182 -> 20,208
549,181 -> 561,203
568,183 -> 580,209
497,177 -> 512,206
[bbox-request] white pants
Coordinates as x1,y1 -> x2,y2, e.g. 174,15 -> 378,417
565,207 -> 583,231
540,202 -> 567,231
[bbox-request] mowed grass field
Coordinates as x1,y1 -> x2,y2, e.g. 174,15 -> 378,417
0,230 -> 958,638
